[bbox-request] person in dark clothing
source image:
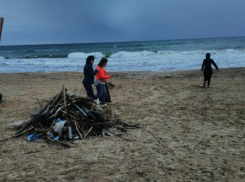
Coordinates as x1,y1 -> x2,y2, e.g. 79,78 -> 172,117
201,53 -> 219,88
82,55 -> 98,99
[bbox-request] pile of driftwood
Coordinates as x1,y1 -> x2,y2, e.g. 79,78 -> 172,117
12,86 -> 138,148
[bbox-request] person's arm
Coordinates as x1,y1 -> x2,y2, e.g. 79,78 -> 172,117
85,65 -> 97,78
201,60 -> 205,71
98,68 -> 111,80
211,60 -> 219,70
93,69 -> 98,76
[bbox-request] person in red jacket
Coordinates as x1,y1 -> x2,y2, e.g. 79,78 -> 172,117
94,58 -> 111,105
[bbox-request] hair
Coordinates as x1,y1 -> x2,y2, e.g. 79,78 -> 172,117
206,53 -> 211,59
86,55 -> 95,64
98,58 -> 108,67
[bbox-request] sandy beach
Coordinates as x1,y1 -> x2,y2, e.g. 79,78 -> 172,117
0,68 -> 245,181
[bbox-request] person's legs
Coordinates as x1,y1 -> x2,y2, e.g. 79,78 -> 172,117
83,82 -> 96,99
203,74 -> 208,88
207,73 -> 213,87
96,84 -> 103,101
95,84 -> 107,104
101,84 -> 106,105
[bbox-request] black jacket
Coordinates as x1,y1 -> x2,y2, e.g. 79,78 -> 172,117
82,63 -> 98,84
201,59 -> 219,73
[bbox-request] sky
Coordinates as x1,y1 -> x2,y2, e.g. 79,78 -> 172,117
0,0 -> 245,45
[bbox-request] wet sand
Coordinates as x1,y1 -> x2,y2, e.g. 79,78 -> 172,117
0,68 -> 245,181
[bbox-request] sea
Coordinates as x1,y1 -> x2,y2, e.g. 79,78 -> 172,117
0,36 -> 245,73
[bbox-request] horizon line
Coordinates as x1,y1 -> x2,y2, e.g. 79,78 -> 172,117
1,35 -> 244,47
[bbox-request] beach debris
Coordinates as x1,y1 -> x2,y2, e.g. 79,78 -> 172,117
12,86 -> 139,148
107,82 -> 115,89
7,121 -> 23,130
164,74 -> 173,79
27,133 -> 42,141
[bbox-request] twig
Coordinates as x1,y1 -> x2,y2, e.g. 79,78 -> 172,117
46,136 -> 71,148
140,127 -> 172,151
50,90 -> 63,108
0,126 -> 35,144
74,121 -> 83,139
63,85 -> 67,115
83,126 -> 93,139
105,130 -> 132,142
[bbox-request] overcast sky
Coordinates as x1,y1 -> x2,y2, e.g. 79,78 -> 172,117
0,0 -> 245,45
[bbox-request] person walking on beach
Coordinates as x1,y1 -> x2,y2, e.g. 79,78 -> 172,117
94,58 -> 111,106
82,55 -> 98,100
201,53 -> 219,88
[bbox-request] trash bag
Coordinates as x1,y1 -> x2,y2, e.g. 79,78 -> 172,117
53,119 -> 67,134
31,113 -> 49,126
105,82 -> 111,103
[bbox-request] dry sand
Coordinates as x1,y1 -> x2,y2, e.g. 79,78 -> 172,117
0,68 -> 245,181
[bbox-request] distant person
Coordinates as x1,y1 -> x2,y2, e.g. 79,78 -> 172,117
82,55 -> 98,100
0,93 -> 2,102
201,53 -> 219,88
94,58 -> 111,106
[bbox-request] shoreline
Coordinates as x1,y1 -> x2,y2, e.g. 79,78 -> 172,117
0,66 -> 245,75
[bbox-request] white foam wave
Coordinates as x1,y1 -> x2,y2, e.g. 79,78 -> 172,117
109,49 -> 245,59
110,50 -> 155,58
68,52 -> 104,59
1,49 -> 245,73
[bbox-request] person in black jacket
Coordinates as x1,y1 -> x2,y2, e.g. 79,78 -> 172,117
82,55 -> 98,99
201,53 -> 219,88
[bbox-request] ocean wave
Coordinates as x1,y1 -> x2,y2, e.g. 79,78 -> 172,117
0,63 -> 8,66
68,52 -> 104,59
23,55 -> 68,59
1,48 -> 245,73
0,50 -> 17,53
108,49 -> 245,58
110,50 -> 155,58
115,44 -> 151,48
34,49 -> 62,52
0,56 -> 6,60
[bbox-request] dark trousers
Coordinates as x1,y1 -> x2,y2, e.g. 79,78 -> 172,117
83,82 -> 98,100
96,84 -> 106,104
204,71 -> 213,86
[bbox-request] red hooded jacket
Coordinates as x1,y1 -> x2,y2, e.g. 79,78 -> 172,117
95,66 -> 111,82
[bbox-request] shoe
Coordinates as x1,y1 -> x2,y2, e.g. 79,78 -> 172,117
207,86 -> 210,89
101,103 -> 107,107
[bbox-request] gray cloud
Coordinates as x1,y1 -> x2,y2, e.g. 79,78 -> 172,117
1,0 -> 245,45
